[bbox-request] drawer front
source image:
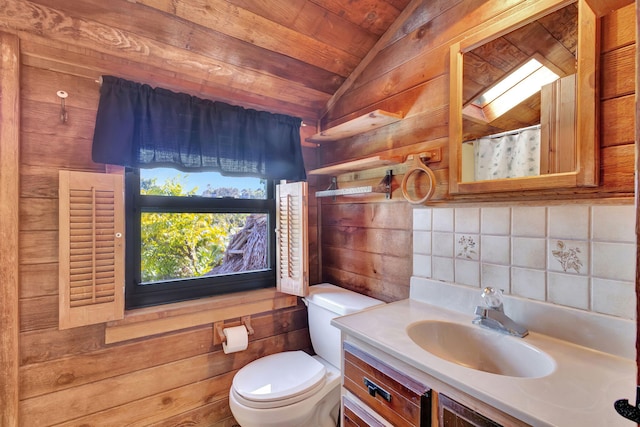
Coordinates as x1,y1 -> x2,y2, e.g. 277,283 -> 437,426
439,393 -> 503,427
343,395 -> 387,427
343,342 -> 431,426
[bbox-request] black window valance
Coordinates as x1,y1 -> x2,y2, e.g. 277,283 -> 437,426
92,76 -> 306,181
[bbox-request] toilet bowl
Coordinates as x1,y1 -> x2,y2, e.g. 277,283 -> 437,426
228,283 -> 384,427
229,352 -> 340,427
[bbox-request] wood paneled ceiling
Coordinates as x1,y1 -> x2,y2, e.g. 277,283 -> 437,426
1,0 -> 412,123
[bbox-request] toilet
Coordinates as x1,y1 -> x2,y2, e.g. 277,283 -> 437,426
229,283 -> 384,427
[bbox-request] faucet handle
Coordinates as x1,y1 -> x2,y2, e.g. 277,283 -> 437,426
481,287 -> 503,309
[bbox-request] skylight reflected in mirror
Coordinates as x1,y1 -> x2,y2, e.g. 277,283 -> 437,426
465,58 -> 560,123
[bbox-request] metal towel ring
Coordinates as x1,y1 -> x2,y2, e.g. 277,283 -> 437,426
401,154 -> 436,205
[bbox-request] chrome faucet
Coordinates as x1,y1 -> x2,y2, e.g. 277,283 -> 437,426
472,287 -> 528,338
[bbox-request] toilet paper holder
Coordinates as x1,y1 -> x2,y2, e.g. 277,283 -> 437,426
213,316 -> 255,346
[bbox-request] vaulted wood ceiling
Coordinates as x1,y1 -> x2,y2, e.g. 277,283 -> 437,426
1,0 -> 412,124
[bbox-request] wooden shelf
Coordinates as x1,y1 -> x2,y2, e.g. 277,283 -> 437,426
308,155 -> 402,176
306,110 -> 403,143
315,184 -> 379,198
315,171 -> 393,199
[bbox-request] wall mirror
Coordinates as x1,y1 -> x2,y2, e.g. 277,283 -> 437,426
449,0 -> 598,194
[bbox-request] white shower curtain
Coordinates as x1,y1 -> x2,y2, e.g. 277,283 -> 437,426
474,127 -> 541,181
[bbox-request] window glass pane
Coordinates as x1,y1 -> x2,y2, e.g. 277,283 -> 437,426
140,212 -> 268,283
140,168 -> 267,199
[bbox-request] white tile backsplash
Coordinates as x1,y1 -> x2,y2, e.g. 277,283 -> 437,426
481,263 -> 511,292
432,208 -> 454,232
454,258 -> 480,287
432,232 -> 454,257
481,207 -> 511,235
413,203 -> 636,320
413,231 -> 431,254
592,205 -> 634,242
413,208 -> 432,231
511,267 -> 546,301
548,272 -> 589,310
512,237 -> 546,269
592,278 -> 636,318
480,235 -> 510,264
548,205 -> 590,240
413,254 -> 432,278
512,206 -> 546,237
592,241 -> 635,282
455,207 -> 480,233
432,256 -> 454,282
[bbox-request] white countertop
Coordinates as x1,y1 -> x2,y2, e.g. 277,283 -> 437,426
332,298 -> 636,427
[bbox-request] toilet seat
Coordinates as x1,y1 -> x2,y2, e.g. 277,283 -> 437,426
232,351 -> 327,409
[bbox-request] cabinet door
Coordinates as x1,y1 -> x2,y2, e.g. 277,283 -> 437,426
343,342 -> 431,426
438,393 -> 502,427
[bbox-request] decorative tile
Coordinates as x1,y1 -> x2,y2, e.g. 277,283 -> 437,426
512,206 -> 546,237
592,241 -> 635,282
413,208 -> 432,231
413,254 -> 432,278
511,267 -> 546,301
592,205 -> 634,243
455,259 -> 480,287
548,205 -> 589,240
549,240 -> 588,275
481,263 -> 511,294
432,256 -> 454,282
512,237 -> 546,269
413,231 -> 431,255
432,232 -> 454,257
411,202 -> 635,320
548,272 -> 589,310
480,235 -> 510,264
455,207 -> 480,233
455,234 -> 479,260
481,207 -> 511,235
432,208 -> 454,232
592,278 -> 635,319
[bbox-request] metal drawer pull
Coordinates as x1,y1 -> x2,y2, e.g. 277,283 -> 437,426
364,377 -> 392,402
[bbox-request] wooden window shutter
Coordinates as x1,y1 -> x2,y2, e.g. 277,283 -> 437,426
58,170 -> 125,329
276,181 -> 308,296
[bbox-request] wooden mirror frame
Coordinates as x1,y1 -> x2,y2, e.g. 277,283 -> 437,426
448,0 -> 598,195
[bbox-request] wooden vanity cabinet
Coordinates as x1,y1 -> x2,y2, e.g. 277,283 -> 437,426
438,393 -> 502,427
341,340 -> 530,427
343,341 -> 432,426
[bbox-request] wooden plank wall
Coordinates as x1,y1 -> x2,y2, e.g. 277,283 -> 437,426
15,42 -> 317,427
635,0 -> 640,387
315,1 -> 636,302
0,32 -> 21,427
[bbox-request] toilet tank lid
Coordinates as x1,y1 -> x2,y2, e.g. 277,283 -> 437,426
304,283 -> 385,316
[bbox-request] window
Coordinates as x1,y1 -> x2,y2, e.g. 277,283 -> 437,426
125,167 -> 276,309
58,170 -> 307,329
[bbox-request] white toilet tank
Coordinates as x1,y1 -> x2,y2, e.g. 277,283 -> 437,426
303,283 -> 384,369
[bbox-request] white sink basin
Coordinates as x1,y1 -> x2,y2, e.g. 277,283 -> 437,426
406,320 -> 555,378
